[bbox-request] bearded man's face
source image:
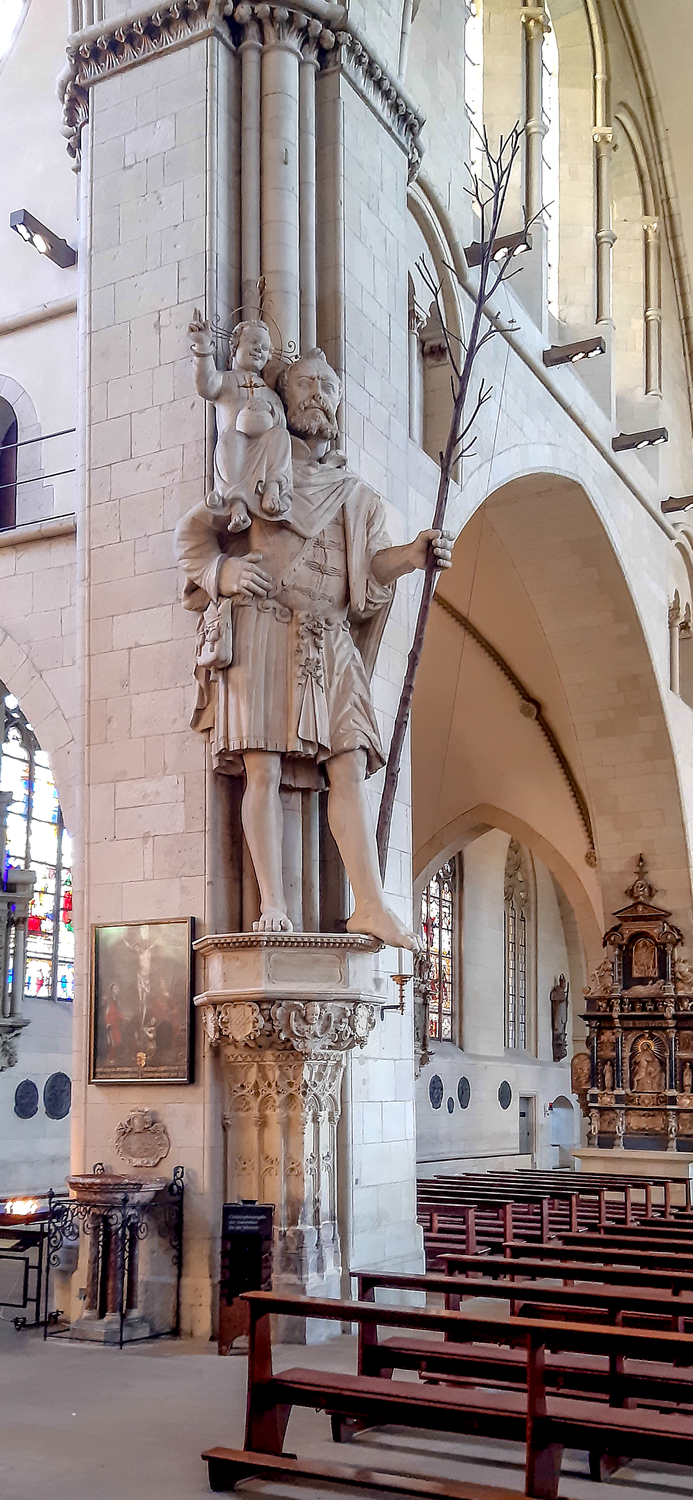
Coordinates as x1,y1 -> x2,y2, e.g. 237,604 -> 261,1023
285,359 -> 340,439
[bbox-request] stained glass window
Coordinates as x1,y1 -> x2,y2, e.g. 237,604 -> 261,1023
420,860 -> 456,1041
504,839 -> 529,1050
1,686 -> 73,1002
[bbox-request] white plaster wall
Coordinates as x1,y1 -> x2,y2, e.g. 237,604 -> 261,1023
0,999 -> 73,1194
416,835 -> 575,1173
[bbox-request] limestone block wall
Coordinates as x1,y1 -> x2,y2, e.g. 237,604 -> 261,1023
71,35 -> 237,1336
319,66 -> 422,1275
0,998 -> 73,1195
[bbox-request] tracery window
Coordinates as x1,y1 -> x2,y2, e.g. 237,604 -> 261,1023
1,686 -> 73,1001
420,859 -> 456,1041
464,0 -> 484,197
0,397 -> 17,530
542,10 -> 560,316
504,839 -> 530,1050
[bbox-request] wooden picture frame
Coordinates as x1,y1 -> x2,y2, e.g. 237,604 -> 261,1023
89,918 -> 194,1084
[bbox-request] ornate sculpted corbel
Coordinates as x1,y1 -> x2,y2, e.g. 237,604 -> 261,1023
200,1000 -> 264,1046
270,999 -> 375,1054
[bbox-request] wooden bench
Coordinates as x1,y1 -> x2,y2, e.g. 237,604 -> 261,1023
352,1269 -> 693,1404
200,1288 -> 693,1499
442,1250 -> 693,1294
354,1267 -> 693,1330
496,1239 -> 693,1274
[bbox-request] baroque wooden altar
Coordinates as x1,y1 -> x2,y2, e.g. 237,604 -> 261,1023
571,857 -> 693,1152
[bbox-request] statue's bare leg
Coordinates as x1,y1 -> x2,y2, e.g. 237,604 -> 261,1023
242,751 -> 293,932
325,749 -> 420,951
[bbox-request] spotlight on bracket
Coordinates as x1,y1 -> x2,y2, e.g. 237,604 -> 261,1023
9,209 -> 76,268
543,336 -> 606,367
464,229 -> 532,268
612,427 -> 668,452
661,496 -> 693,515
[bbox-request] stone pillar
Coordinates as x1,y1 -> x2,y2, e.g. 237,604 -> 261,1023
643,216 -> 662,397
259,8 -> 302,351
195,932 -> 379,1341
594,128 -> 615,325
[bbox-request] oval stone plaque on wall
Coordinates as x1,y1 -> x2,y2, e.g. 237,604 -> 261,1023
498,1080 -> 512,1110
457,1077 -> 471,1109
44,1072 -> 72,1121
14,1079 -> 38,1120
446,1096 -> 454,1114
429,1074 -> 444,1110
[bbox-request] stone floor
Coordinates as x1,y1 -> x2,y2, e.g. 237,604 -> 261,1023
0,1316 -> 690,1500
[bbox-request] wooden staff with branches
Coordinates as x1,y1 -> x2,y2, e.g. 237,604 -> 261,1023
376,124 -> 535,876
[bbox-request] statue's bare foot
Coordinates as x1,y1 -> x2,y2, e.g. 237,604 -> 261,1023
347,903 -> 421,952
253,908 -> 294,933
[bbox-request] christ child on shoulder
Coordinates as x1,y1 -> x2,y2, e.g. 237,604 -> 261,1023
189,311 -> 292,533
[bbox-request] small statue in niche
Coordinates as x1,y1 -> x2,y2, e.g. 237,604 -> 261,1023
603,1059 -> 614,1092
550,973 -> 569,1062
189,311 -> 293,533
631,937 -> 658,979
631,1036 -> 664,1093
683,1061 -> 693,1093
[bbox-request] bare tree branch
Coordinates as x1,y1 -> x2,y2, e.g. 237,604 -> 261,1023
376,123 -> 525,875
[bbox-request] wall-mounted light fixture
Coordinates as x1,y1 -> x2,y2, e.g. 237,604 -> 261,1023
612,427 -> 668,452
543,336 -> 606,368
9,209 -> 76,268
465,229 -> 532,268
661,497 -> 693,515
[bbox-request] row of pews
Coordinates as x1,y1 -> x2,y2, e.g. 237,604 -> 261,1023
202,1168 -> 693,1500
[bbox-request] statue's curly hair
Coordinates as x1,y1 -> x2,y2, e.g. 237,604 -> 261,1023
228,319 -> 273,363
275,347 -> 342,406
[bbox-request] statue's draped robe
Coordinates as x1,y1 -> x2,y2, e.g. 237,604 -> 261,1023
174,439 -> 395,786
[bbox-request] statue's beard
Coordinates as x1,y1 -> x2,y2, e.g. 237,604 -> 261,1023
288,396 -> 338,440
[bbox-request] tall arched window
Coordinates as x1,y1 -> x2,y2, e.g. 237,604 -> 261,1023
0,396 -> 17,530
420,859 -> 456,1041
1,687 -> 73,1001
542,11 -> 560,316
464,0 -> 484,196
504,839 -> 533,1050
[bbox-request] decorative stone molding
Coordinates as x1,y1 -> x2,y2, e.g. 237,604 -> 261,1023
199,999 -> 264,1045
195,931 -> 380,1331
271,999 -> 375,1054
0,1019 -> 29,1072
115,1108 -> 171,1168
59,0 -> 424,179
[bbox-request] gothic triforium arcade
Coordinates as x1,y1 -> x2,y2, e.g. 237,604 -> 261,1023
572,857 -> 693,1152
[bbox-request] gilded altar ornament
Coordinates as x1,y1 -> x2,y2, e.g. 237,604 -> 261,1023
577,854 -> 693,1149
115,1108 -> 170,1168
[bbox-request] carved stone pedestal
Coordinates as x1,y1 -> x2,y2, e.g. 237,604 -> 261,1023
194,932 -> 380,1342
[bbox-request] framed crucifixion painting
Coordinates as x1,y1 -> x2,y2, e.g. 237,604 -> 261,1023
89,918 -> 194,1084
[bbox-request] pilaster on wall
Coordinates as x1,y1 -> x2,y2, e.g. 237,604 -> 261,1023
73,31 -> 239,1337
65,1 -> 427,1327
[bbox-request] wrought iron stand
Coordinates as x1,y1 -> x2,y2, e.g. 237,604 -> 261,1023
43,1166 -> 184,1347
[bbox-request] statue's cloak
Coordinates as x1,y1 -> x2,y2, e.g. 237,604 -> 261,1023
174,440 -> 395,773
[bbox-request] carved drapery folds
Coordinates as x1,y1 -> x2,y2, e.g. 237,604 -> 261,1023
575,855 -> 693,1152
59,0 -> 425,180
194,932 -> 378,1322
